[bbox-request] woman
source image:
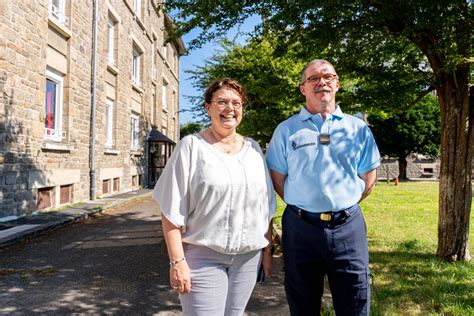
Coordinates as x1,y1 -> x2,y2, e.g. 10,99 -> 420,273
153,78 -> 276,315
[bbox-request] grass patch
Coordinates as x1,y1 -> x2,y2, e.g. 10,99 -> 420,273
274,181 -> 474,315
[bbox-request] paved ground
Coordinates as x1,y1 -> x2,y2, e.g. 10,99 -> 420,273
0,195 -> 290,315
0,189 -> 154,249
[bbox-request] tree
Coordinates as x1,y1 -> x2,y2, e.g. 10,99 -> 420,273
369,95 -> 441,179
180,121 -> 204,139
163,1 -> 472,261
187,38 -> 304,146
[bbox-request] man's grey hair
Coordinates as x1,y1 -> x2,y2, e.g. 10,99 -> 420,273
299,59 -> 338,85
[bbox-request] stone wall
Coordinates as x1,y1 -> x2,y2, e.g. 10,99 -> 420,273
0,0 -> 184,218
376,158 -> 399,180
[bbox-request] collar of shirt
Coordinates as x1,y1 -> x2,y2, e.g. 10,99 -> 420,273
298,105 -> 344,129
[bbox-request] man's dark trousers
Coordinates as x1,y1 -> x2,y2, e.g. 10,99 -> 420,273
282,204 -> 370,316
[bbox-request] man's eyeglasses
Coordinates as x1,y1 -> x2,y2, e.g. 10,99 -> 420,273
305,74 -> 338,85
211,99 -> 243,109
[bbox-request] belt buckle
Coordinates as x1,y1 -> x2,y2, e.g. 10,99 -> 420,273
320,213 -> 332,221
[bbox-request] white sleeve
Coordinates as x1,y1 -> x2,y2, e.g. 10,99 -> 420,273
152,136 -> 192,229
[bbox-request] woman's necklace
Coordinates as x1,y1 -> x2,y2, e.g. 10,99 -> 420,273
209,129 -> 238,154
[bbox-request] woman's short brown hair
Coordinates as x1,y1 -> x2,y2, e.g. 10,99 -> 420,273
204,78 -> 247,106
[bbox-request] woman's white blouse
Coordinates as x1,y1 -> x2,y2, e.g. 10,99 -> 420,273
153,134 -> 276,254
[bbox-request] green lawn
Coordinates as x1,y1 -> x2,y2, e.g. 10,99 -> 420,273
273,181 -> 474,315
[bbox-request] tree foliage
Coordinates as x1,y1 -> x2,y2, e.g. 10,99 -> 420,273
164,1 -> 470,113
187,37 -> 305,146
188,35 -> 441,178
179,122 -> 205,139
369,95 -> 441,178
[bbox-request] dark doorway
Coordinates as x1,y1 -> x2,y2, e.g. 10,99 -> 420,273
147,127 -> 176,187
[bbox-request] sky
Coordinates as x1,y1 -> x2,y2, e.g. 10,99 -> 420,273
177,16 -> 260,125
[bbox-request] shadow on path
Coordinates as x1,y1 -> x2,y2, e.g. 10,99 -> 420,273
0,197 -> 290,315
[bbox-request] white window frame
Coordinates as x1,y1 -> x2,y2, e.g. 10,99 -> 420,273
152,64 -> 157,81
163,42 -> 168,61
151,40 -> 157,80
151,91 -> 156,125
151,40 -> 155,65
105,98 -> 114,147
169,46 -> 175,69
49,0 -> 69,28
162,80 -> 168,111
132,46 -> 141,86
133,0 -> 141,16
107,16 -> 116,65
131,114 -> 139,150
44,68 -> 63,141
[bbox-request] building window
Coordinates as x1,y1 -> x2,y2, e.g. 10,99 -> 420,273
105,98 -> 114,147
169,46 -> 174,69
107,16 -> 116,65
132,45 -> 142,86
49,0 -> 69,28
163,42 -> 168,61
172,90 -> 176,114
133,0 -> 141,17
174,49 -> 179,73
37,187 -> 54,210
113,177 -> 120,192
423,168 -> 434,175
45,69 -> 63,141
173,117 -> 177,140
103,179 -> 111,194
151,91 -> 156,125
131,114 -> 139,150
132,175 -> 138,187
162,80 -> 168,110
60,184 -> 73,204
151,39 -> 157,80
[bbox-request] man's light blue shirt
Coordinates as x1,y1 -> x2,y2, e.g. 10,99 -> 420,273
266,106 -> 380,213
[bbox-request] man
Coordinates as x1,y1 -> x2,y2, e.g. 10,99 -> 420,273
266,59 -> 380,315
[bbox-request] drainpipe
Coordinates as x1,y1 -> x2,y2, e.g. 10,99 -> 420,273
89,0 -> 98,200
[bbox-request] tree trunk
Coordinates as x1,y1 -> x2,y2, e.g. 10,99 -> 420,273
398,156 -> 408,180
436,72 -> 473,262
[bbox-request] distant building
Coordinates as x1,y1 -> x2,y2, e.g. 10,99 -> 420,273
377,155 -> 441,180
0,0 -> 185,219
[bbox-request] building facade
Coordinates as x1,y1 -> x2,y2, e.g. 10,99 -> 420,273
377,156 -> 441,180
0,0 -> 185,219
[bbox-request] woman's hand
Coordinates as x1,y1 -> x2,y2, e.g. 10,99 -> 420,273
170,260 -> 191,294
261,248 -> 273,278
162,215 -> 190,294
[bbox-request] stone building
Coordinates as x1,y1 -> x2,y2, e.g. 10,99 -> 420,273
377,155 -> 441,180
0,0 -> 185,219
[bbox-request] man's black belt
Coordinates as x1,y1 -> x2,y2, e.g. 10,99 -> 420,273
288,204 -> 358,224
